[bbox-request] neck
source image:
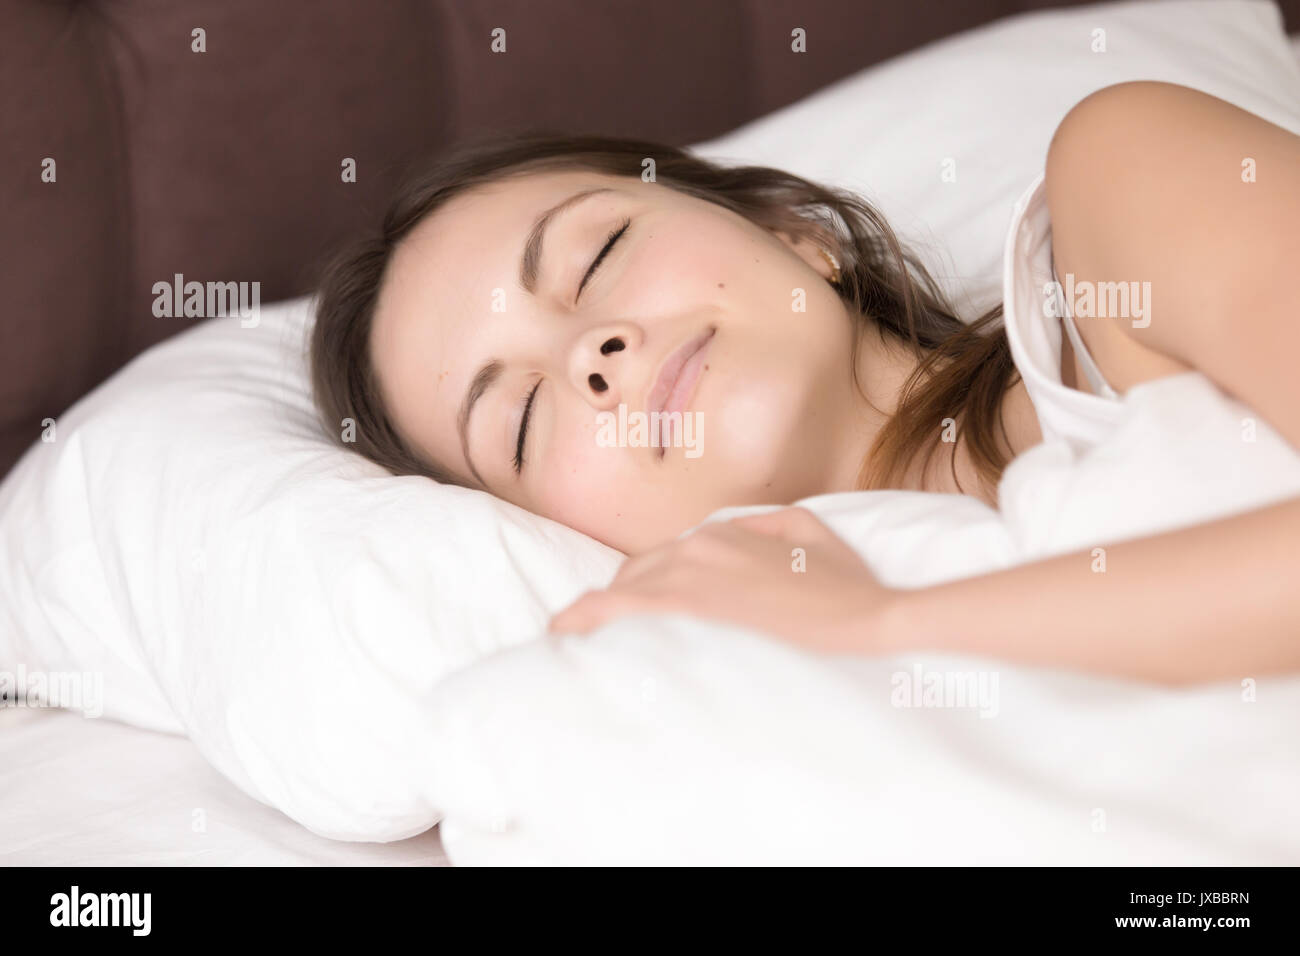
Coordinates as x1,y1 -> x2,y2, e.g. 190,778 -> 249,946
823,328 -> 1044,508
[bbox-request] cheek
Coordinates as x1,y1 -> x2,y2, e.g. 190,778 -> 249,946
622,215 -> 758,306
699,326 -> 846,471
532,417 -> 638,535
532,417 -> 714,549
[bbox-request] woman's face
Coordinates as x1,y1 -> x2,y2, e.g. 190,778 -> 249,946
370,168 -> 879,554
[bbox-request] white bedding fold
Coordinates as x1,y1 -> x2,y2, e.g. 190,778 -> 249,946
426,618 -> 1300,865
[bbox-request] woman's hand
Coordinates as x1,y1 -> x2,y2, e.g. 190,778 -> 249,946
547,506 -> 902,654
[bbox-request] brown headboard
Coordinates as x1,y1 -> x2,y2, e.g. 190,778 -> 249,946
3,0 -> 1298,479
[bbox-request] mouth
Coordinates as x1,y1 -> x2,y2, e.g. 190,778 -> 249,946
645,325 -> 715,457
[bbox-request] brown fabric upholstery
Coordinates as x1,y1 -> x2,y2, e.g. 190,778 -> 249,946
2,0 -> 1297,478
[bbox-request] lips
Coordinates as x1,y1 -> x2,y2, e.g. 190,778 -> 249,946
645,326 -> 715,420
642,327 -> 714,460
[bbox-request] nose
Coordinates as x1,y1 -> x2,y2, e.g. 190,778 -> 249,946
567,324 -> 641,409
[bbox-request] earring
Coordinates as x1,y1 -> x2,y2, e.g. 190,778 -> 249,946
818,246 -> 842,286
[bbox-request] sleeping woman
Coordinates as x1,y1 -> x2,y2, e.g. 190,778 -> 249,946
310,80 -> 1300,685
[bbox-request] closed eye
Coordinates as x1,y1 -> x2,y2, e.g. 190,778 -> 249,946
513,379 -> 541,474
514,217 -> 629,474
576,217 -> 631,303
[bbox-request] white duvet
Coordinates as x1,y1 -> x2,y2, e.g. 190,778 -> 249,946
428,619 -> 1300,866
424,368 -> 1300,865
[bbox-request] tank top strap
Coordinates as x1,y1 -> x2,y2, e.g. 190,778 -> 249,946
1050,257 -> 1120,400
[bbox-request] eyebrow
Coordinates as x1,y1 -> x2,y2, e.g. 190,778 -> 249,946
457,186 -> 615,486
519,186 -> 614,295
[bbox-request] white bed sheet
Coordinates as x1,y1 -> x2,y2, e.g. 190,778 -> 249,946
0,707 -> 447,866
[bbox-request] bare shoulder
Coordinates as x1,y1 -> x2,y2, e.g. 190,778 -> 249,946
1041,81 -> 1300,441
1045,79 -> 1300,175
1044,80 -> 1300,354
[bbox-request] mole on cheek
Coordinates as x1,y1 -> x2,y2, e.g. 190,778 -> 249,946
717,282 -> 725,289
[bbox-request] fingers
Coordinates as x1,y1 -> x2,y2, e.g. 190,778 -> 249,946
548,507 -> 834,637
546,591 -> 599,635
610,543 -> 674,585
547,588 -> 659,636
728,506 -> 827,539
616,521 -> 743,582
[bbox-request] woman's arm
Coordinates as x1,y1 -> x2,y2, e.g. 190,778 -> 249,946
879,494 -> 1300,686
551,497 -> 1300,687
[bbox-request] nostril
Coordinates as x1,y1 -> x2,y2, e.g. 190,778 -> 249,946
600,338 -> 625,355
588,373 -> 608,393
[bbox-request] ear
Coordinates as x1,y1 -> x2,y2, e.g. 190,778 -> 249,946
771,227 -> 840,283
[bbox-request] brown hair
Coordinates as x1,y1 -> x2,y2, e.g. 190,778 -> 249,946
311,129 -> 1019,500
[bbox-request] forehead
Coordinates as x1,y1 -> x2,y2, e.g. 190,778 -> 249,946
368,168 -> 631,475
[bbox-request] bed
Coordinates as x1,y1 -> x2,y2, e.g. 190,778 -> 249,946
0,706 -> 448,865
2,1 -> 1299,867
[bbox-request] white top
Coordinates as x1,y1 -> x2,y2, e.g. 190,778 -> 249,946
1001,171 -> 1125,455
1050,249 -> 1121,401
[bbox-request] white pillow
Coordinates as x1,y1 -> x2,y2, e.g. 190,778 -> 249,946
2,0 -> 1298,841
689,0 -> 1300,317
0,297 -> 624,837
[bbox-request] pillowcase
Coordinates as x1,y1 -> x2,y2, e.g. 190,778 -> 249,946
688,0 -> 1300,315
2,0 -> 1298,841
